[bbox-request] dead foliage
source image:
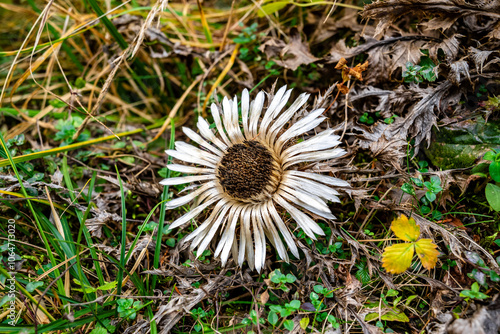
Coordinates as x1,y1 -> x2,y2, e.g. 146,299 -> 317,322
1,0 -> 500,333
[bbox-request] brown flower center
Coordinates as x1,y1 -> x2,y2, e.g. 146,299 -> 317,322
217,140 -> 279,202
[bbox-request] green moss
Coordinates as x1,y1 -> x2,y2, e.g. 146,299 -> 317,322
424,118 -> 500,169
425,143 -> 490,169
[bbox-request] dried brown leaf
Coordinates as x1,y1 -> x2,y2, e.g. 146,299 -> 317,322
354,123 -> 407,168
469,46 -> 495,73
386,82 -> 460,154
259,29 -> 318,71
328,36 -> 434,84
363,0 -> 500,38
449,60 -> 471,85
86,211 -> 122,238
428,35 -> 462,61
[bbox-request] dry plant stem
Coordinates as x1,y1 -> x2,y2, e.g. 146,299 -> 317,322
229,1 -> 258,31
309,4 -> 332,42
36,252 -> 85,281
149,75 -> 202,144
164,3 -> 195,40
201,44 -> 240,117
211,298 -> 221,333
195,46 -> 231,113
358,185 -> 395,234
58,177 -> 91,219
339,79 -> 351,141
44,187 -> 71,298
323,83 -> 340,114
104,234 -> 154,305
219,0 -> 236,52
73,45 -> 132,141
129,0 -> 169,58
251,0 -> 288,39
52,50 -> 120,140
358,238 -> 400,242
0,237 -> 48,252
324,0 -> 339,24
33,262 -> 77,328
12,2 -> 124,140
0,0 -> 50,105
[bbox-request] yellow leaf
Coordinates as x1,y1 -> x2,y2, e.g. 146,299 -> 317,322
415,238 -> 439,270
391,215 -> 420,242
382,243 -> 415,274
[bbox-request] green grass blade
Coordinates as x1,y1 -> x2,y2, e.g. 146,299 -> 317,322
83,0 -> 129,50
125,200 -> 167,264
152,120 -> 175,291
61,157 -> 105,287
0,133 -> 67,301
115,166 -> 127,299
0,125 -> 158,168
0,265 -> 55,323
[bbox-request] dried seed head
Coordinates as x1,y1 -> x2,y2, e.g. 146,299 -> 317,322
216,140 -> 280,202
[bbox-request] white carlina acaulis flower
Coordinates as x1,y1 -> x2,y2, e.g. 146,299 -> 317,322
161,86 -> 349,272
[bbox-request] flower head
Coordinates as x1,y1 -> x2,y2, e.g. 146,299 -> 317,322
161,86 -> 349,272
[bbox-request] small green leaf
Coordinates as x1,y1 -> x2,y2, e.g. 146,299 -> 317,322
285,273 -> 296,283
26,281 -> 44,292
381,311 -> 409,322
0,295 -> 15,307
421,205 -> 431,214
158,167 -> 169,178
280,308 -> 292,317
327,315 -> 340,328
432,210 -> 443,220
269,305 -> 282,313
489,161 -> 500,182
74,77 -> 87,89
313,285 -> 324,294
310,292 -> 319,301
486,183 -> 500,211
411,177 -> 423,187
430,175 -> 440,185
401,183 -> 415,196
460,282 -> 489,300
386,289 -> 398,297
270,270 -> 283,283
268,311 -> 279,326
289,300 -> 300,310
13,134 -> 25,145
284,319 -> 295,331
97,281 -> 117,291
355,263 -> 371,285
425,191 -> 436,202
489,270 -> 500,282
405,295 -> 418,306
483,151 -> 496,161
365,313 -> 379,322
